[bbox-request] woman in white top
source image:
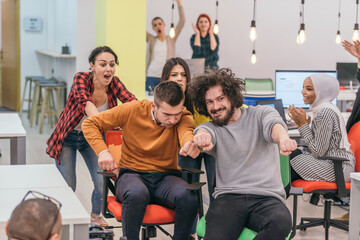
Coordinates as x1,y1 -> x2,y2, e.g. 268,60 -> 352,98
146,0 -> 185,91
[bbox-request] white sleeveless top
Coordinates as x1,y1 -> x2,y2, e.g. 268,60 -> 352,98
74,98 -> 109,132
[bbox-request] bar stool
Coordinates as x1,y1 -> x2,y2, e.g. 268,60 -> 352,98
20,76 -> 46,118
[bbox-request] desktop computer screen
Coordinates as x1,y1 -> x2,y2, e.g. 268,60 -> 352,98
275,70 -> 337,108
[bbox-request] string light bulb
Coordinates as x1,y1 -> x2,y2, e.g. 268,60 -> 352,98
169,1 -> 175,39
353,0 -> 359,41
213,1 -> 219,34
249,0 -> 257,41
296,0 -> 306,44
298,23 -> 306,44
335,0 -> 342,45
214,20 -> 219,35
336,31 -> 342,45
251,50 -> 257,64
250,21 -> 257,41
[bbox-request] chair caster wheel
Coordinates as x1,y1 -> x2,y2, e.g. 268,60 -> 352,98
300,228 -> 307,231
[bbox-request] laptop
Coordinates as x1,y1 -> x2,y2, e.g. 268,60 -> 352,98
256,99 -> 298,129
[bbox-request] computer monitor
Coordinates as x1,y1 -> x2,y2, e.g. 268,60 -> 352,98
336,62 -> 358,87
275,70 -> 337,108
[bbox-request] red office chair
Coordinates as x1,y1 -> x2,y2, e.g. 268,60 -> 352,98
290,121 -> 360,240
100,130 -> 204,240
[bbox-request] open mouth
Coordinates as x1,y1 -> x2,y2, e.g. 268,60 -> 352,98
157,29 -> 162,34
104,74 -> 112,81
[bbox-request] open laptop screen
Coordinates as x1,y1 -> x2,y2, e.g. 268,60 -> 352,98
275,70 -> 337,108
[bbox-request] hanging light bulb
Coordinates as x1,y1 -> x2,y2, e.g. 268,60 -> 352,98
296,31 -> 301,44
251,50 -> 257,64
214,20 -> 219,35
169,23 -> 175,38
335,31 -> 342,44
249,20 -> 257,41
213,1 -> 219,34
336,0 -> 342,45
169,1 -> 175,38
249,0 -> 257,41
353,23 -> 360,41
298,23 -> 306,44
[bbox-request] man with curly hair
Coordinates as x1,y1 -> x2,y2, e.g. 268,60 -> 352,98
189,68 -> 297,240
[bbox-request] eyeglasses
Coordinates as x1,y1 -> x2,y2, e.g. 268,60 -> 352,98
22,191 -> 62,239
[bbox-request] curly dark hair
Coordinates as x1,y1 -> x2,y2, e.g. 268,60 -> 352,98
189,68 -> 245,118
160,57 -> 194,114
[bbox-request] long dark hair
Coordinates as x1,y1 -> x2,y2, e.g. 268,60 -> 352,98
160,58 -> 194,114
88,46 -> 119,65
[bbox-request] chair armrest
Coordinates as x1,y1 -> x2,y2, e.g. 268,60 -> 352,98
318,156 -> 349,198
181,168 -> 204,184
97,171 -> 117,178
289,186 -> 303,196
187,182 -> 206,191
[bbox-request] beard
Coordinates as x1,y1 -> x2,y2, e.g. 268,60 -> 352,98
211,105 -> 235,126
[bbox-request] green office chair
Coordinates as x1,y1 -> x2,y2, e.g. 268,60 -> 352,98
195,151 -> 299,240
244,78 -> 274,91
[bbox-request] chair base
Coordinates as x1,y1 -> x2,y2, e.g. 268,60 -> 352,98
292,198 -> 348,240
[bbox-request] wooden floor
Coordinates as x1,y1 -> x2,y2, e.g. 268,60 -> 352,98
0,113 -> 349,240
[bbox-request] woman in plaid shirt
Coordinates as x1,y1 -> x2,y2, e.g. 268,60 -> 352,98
46,46 -> 136,225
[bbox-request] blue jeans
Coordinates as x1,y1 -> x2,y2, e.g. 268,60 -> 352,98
115,169 -> 199,240
178,152 -> 216,234
145,76 -> 160,91
56,130 -> 103,214
205,194 -> 292,240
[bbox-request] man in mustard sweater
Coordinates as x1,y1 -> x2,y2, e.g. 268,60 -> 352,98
82,81 -> 200,240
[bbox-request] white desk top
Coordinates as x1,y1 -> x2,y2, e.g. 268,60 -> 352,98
0,113 -> 26,137
244,90 -> 275,97
0,164 -> 68,189
0,187 -> 89,227
350,172 -> 360,182
36,49 -> 76,59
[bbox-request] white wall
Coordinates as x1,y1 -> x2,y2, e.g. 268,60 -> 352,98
147,0 -> 358,81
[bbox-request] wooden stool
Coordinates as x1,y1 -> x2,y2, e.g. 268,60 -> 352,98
29,79 -> 57,128
20,76 -> 45,118
39,83 -> 64,134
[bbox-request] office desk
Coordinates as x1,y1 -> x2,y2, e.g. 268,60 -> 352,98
287,112 -> 351,139
0,113 -> 26,164
349,172 -> 360,240
0,164 -> 68,189
0,187 -> 89,240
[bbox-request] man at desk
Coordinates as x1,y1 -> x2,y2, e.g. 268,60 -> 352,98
190,68 -> 297,240
6,194 -> 62,240
82,81 -> 200,240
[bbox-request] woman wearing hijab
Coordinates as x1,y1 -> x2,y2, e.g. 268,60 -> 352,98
288,74 -> 355,182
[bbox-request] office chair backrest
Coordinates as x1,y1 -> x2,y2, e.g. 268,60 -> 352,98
105,130 -> 123,169
244,78 -> 274,91
348,121 -> 360,172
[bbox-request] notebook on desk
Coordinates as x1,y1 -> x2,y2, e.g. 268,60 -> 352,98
256,99 -> 298,130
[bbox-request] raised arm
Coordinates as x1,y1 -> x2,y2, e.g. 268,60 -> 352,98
271,123 -> 297,156
194,128 -> 214,151
342,40 -> 360,68
209,27 -> 218,51
173,0 -> 185,40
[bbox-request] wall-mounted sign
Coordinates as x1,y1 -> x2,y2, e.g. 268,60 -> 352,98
23,17 -> 43,32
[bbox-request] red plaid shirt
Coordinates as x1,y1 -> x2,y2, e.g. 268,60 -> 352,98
46,72 -> 136,162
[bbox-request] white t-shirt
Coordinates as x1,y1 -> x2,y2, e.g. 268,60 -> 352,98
147,39 -> 167,78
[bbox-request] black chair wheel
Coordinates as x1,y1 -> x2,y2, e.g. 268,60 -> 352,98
300,228 -> 307,231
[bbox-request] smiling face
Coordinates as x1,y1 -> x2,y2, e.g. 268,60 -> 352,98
205,85 -> 234,126
301,77 -> 316,105
90,52 -> 116,86
166,65 -> 187,92
197,17 -> 211,33
152,18 -> 165,36
151,101 -> 184,128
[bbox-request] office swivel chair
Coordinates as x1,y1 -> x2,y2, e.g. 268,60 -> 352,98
290,121 -> 360,240
244,78 -> 274,92
99,130 -> 205,240
196,152 -> 295,240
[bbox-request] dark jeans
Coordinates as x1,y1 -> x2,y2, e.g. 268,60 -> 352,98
178,152 -> 216,234
204,194 -> 292,240
115,169 -> 199,240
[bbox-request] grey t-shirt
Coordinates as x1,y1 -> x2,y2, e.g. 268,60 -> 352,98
195,105 -> 287,202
